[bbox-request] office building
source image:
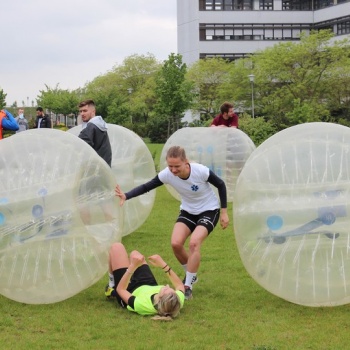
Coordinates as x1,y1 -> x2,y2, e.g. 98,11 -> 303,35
177,0 -> 350,65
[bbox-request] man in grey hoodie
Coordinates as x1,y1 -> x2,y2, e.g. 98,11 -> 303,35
78,99 -> 112,167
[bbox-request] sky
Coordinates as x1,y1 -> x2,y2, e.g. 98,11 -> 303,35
1,0 -> 177,107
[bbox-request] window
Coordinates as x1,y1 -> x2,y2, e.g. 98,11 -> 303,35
282,0 -> 313,10
314,0 -> 335,9
200,53 -> 249,61
259,0 -> 273,10
338,21 -> 350,35
199,0 -> 253,10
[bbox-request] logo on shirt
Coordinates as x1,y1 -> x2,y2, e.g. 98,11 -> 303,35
191,185 -> 199,192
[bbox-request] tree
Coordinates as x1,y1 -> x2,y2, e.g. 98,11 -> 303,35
153,53 -> 193,140
84,53 -> 161,134
186,57 -> 232,122
0,88 -> 6,109
37,85 -> 80,125
250,30 -> 350,130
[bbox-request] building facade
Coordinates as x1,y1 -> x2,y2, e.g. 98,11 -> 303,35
177,0 -> 350,65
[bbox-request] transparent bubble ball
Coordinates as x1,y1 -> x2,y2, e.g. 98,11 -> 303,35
68,124 -> 156,236
0,129 -> 123,304
160,127 -> 255,202
233,122 -> 350,306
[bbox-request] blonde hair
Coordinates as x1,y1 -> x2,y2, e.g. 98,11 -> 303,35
152,292 -> 182,321
166,146 -> 187,162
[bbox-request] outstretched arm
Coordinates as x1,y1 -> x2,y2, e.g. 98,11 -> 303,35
1,110 -> 19,131
115,176 -> 163,206
148,255 -> 184,292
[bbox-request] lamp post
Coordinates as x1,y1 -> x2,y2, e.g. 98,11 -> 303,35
127,87 -> 133,124
248,74 -> 255,118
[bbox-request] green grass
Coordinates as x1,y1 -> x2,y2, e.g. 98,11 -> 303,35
144,142 -> 163,172
1,144 -> 350,349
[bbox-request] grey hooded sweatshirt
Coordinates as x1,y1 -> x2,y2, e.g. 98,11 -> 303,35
78,116 -> 112,167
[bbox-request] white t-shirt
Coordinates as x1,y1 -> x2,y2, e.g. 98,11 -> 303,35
158,163 -> 219,215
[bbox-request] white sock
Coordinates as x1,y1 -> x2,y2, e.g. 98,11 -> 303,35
185,272 -> 197,289
182,264 -> 187,273
109,273 -> 115,288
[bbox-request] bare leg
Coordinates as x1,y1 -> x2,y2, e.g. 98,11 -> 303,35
171,222 -> 191,265
109,242 -> 130,272
80,205 -> 91,225
186,226 -> 208,273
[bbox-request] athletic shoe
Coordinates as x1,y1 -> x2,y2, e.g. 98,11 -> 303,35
105,284 -> 116,298
182,275 -> 198,285
184,286 -> 193,300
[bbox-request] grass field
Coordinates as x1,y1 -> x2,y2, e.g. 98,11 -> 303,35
1,143 -> 350,349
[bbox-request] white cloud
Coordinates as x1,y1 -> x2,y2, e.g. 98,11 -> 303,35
1,0 -> 177,106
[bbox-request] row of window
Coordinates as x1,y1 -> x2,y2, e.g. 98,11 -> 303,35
200,53 -> 249,60
199,0 -> 350,11
200,24 -> 310,40
200,18 -> 350,41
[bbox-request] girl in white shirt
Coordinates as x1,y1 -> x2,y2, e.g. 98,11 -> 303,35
115,145 -> 229,300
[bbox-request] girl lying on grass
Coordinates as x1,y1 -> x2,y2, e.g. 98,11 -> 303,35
105,242 -> 185,321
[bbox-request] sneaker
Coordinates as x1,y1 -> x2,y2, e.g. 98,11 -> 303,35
105,284 -> 116,298
182,275 -> 198,285
184,286 -> 193,300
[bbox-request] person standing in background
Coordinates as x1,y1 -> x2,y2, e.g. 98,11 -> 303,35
34,107 -> 51,129
78,99 -> 112,167
15,108 -> 29,133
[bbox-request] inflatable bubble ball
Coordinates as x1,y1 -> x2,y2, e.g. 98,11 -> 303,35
68,124 -> 156,236
0,129 -> 123,304
233,122 -> 350,306
160,127 -> 255,202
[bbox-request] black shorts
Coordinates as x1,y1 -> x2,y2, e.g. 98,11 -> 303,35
112,265 -> 158,307
176,209 -> 220,234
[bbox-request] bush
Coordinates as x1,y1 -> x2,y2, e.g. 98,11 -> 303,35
239,114 -> 277,146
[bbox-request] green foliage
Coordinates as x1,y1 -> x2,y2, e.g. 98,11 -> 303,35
84,53 -> 161,129
154,53 -> 193,138
250,29 -> 350,130
37,84 -> 80,116
239,114 -> 277,146
53,124 -> 69,131
285,99 -> 330,125
146,115 -> 169,143
0,88 -> 6,109
186,57 -> 232,121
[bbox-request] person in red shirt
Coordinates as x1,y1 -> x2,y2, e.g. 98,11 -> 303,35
210,102 -> 238,128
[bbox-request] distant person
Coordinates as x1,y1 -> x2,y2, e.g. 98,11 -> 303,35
78,99 -> 112,167
115,146 -> 229,300
15,108 -> 29,133
34,107 -> 51,128
211,102 -> 239,128
0,109 -> 19,139
105,242 -> 184,320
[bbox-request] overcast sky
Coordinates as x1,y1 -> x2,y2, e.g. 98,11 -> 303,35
1,0 -> 177,107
